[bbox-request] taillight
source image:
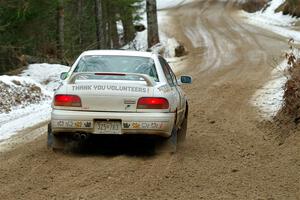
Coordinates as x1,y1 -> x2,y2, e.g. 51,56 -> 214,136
137,97 -> 169,109
54,95 -> 82,107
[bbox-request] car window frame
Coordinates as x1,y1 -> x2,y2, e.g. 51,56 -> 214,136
158,56 -> 179,87
158,56 -> 175,87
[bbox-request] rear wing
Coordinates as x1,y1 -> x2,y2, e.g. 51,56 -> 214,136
67,72 -> 156,87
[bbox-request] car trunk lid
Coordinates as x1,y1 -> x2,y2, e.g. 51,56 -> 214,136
65,79 -> 154,112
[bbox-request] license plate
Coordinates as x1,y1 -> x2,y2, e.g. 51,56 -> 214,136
95,121 -> 122,134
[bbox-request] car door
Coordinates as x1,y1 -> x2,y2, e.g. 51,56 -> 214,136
164,60 -> 186,124
159,57 -> 183,126
167,63 -> 186,123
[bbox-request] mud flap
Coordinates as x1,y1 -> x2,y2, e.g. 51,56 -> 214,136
178,117 -> 187,143
47,123 -> 66,151
47,123 -> 53,149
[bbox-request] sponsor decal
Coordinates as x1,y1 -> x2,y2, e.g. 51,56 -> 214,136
72,85 -> 148,93
132,122 -> 140,129
84,122 -> 92,128
57,120 -> 64,127
123,122 -> 167,130
66,121 -> 74,128
123,123 -> 130,128
75,121 -> 83,128
53,120 -> 93,128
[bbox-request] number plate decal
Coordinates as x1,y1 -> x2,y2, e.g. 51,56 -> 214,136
122,122 -> 168,130
95,121 -> 122,134
53,120 -> 93,128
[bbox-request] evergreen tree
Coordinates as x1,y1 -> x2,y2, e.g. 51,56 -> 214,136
0,0 -> 145,73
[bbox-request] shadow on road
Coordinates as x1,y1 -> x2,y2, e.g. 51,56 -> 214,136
61,135 -> 165,157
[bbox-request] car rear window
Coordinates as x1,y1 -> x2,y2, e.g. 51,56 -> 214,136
73,55 -> 159,82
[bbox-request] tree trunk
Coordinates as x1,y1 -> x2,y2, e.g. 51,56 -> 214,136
94,0 -> 105,49
146,0 -> 160,48
77,0 -> 83,48
102,1 -> 110,48
110,14 -> 120,49
121,13 -> 135,44
57,0 -> 64,59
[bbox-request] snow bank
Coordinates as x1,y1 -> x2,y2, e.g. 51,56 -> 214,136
251,46 -> 300,119
244,0 -> 300,119
240,0 -> 300,42
0,101 -> 51,141
0,76 -> 50,113
0,63 -> 69,141
21,63 -> 69,92
251,61 -> 287,119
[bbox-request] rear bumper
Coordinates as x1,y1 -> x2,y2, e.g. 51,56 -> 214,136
51,109 -> 175,137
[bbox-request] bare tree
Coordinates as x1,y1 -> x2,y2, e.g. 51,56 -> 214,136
77,0 -> 83,48
94,0 -> 105,49
57,0 -> 64,59
110,14 -> 120,48
146,0 -> 159,48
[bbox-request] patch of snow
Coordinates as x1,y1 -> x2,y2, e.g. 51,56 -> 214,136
157,0 -> 193,10
246,0 -> 300,119
0,101 -> 51,141
0,76 -> 51,113
0,63 -> 69,141
251,48 -> 300,119
21,63 -> 69,92
251,61 -> 287,120
239,0 -> 300,42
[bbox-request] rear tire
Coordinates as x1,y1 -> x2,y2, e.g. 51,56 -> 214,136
47,123 -> 66,151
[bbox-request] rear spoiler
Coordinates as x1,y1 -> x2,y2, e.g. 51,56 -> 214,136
67,72 -> 156,87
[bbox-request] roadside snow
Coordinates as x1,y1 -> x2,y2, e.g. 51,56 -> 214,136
0,64 -> 69,141
243,0 -> 300,119
251,61 -> 287,120
0,101 -> 51,141
21,63 -> 69,92
251,46 -> 300,119
240,0 -> 300,42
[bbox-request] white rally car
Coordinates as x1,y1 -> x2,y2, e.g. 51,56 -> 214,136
48,50 -> 192,151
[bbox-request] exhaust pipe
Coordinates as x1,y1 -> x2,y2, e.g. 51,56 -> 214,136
80,133 -> 87,141
73,133 -> 81,141
73,133 -> 88,141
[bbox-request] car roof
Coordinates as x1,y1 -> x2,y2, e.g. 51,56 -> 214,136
81,50 -> 156,58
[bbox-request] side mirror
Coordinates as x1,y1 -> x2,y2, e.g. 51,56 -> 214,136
60,72 -> 68,80
178,75 -> 192,85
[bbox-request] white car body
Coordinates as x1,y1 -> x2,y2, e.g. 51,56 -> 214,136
51,50 -> 190,139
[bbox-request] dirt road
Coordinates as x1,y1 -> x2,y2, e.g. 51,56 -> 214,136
1,1 -> 299,199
